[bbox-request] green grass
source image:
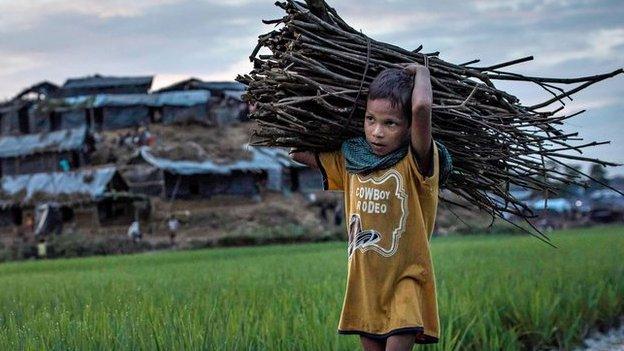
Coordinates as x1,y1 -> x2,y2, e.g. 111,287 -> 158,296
0,225 -> 622,350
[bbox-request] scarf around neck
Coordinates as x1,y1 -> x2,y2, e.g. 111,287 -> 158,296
341,136 -> 453,188
341,137 -> 407,174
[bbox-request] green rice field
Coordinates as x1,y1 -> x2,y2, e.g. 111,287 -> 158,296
0,225 -> 623,350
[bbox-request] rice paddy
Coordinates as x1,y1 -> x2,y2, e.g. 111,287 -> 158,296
0,225 -> 622,350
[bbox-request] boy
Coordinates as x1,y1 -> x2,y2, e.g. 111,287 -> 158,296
291,63 -> 440,350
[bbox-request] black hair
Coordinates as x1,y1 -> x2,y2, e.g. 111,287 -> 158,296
367,68 -> 413,123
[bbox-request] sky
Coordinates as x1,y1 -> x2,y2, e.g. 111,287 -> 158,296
0,0 -> 622,175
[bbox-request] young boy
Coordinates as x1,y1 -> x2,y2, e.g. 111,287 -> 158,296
290,63 -> 440,350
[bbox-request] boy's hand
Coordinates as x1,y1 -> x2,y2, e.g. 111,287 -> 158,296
289,148 -> 319,169
400,62 -> 428,76
402,63 -> 424,75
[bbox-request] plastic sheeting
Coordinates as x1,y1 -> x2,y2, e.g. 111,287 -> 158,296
140,145 -> 283,191
1,166 -> 117,202
223,90 -> 244,102
0,126 -> 86,158
63,76 -> 153,89
253,146 -> 304,167
38,91 -> 210,109
93,94 -> 156,107
155,91 -> 211,106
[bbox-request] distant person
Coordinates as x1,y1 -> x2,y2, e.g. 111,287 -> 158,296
59,158 -> 70,172
167,215 -> 180,246
37,238 -> 47,259
23,213 -> 34,236
138,126 -> 152,146
127,220 -> 142,243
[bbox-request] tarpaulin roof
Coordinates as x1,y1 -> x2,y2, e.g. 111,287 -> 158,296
139,145 -> 281,175
37,91 -> 211,110
223,90 -> 244,102
139,145 -> 283,190
34,95 -> 93,113
92,94 -> 156,107
0,166 -> 118,204
0,126 -> 86,158
154,90 -> 211,106
253,147 -> 304,168
200,81 -> 246,91
63,75 -> 153,89
155,78 -> 246,93
528,198 -> 572,212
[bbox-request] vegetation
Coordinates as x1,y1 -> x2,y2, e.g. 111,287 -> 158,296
0,225 -> 622,350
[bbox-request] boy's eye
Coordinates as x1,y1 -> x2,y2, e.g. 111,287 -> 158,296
365,115 -> 374,121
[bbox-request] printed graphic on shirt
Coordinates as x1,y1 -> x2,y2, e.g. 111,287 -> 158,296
348,168 -> 408,259
348,214 -> 381,258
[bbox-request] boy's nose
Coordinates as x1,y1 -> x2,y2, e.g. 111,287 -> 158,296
372,126 -> 384,138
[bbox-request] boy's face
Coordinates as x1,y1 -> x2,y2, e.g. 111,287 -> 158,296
364,98 -> 410,156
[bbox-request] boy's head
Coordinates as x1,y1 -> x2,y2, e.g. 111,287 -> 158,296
365,68 -> 414,156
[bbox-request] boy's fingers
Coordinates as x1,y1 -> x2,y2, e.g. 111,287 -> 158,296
403,64 -> 421,74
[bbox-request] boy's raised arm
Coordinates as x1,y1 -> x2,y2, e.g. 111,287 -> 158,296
405,64 -> 433,177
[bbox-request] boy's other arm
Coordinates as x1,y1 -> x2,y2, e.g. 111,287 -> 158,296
289,149 -> 319,169
406,64 -> 433,177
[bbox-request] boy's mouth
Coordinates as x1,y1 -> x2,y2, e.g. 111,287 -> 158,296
370,142 -> 386,153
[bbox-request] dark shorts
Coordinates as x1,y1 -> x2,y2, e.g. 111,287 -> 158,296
338,326 -> 439,344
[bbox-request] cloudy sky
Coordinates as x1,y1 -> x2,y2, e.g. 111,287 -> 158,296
0,0 -> 622,174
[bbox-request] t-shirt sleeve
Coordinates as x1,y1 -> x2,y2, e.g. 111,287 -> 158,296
406,139 -> 439,191
316,150 -> 346,191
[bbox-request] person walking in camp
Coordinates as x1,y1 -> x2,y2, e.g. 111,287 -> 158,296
167,215 -> 180,246
127,220 -> 142,243
37,238 -> 47,259
291,63 -> 449,350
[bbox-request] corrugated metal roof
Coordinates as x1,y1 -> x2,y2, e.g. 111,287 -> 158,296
0,166 -> 117,204
63,75 -> 153,89
0,126 -> 86,158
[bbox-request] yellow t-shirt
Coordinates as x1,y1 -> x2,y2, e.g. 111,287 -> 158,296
317,142 -> 440,344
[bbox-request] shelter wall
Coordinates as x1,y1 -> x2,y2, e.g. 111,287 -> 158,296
164,172 -> 260,199
0,151 -> 79,176
295,168 -> 323,192
161,104 -> 208,124
102,106 -> 150,130
30,108 -> 86,133
0,110 -> 19,135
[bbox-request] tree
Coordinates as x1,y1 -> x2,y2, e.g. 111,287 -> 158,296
589,164 -> 609,188
561,164 -> 584,196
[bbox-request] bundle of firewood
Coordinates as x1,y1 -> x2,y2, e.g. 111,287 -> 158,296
236,0 -> 623,243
